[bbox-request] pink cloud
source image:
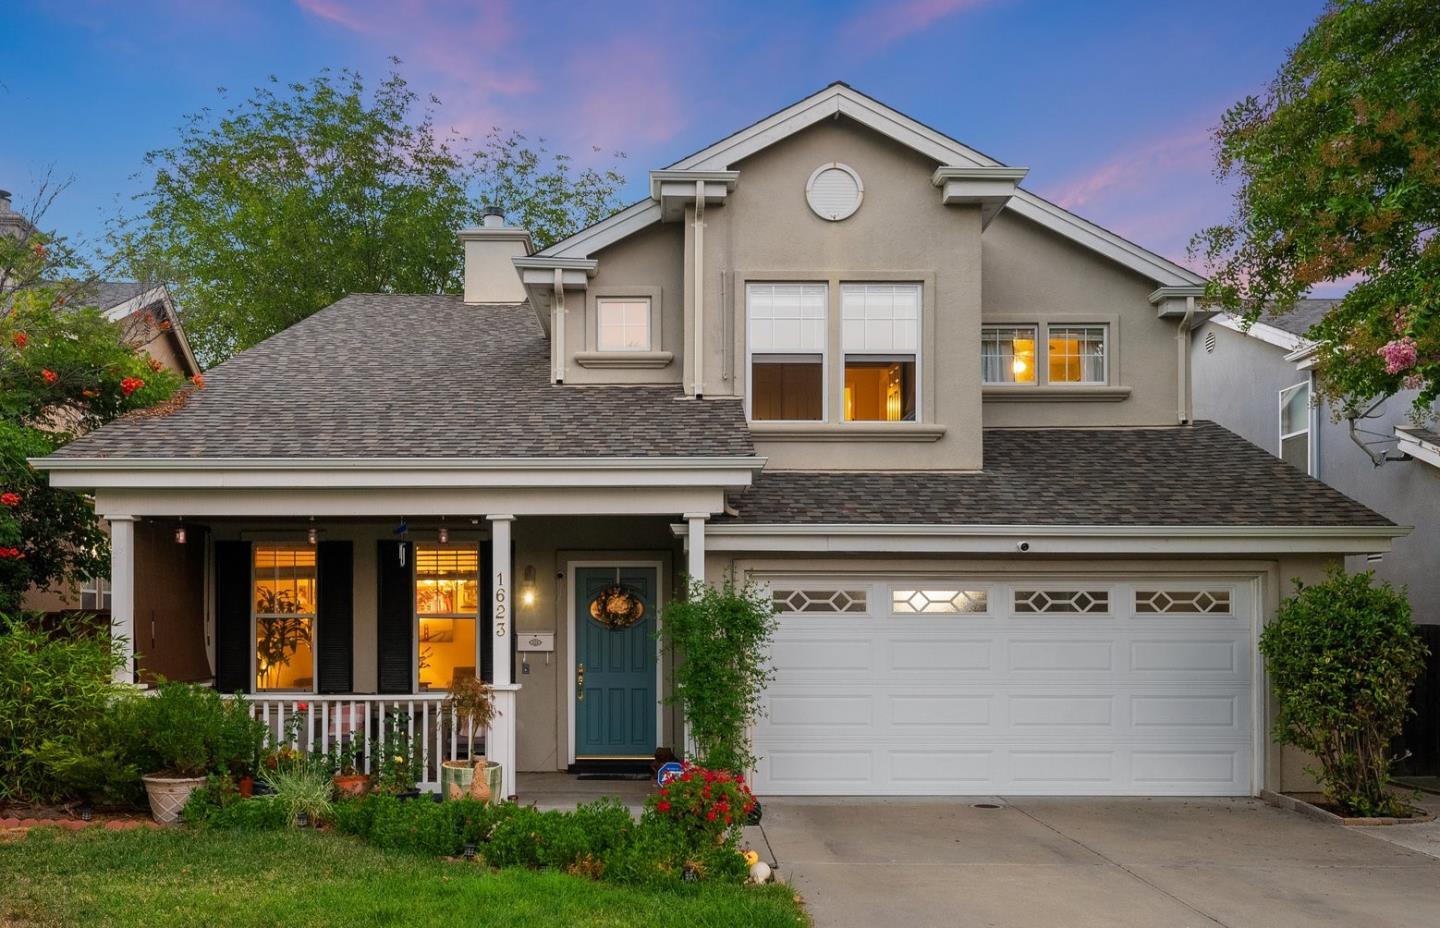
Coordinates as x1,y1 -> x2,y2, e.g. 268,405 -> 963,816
840,0 -> 996,53
294,0 -> 372,33
1048,126 -> 1215,212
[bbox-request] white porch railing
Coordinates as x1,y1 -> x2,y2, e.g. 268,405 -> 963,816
231,694 -> 487,793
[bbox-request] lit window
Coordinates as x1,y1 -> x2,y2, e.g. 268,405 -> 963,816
842,284 -> 919,421
254,545 -> 316,692
415,544 -> 479,690
982,326 -> 1037,384
1047,326 -> 1107,384
597,298 -> 651,351
1279,381 -> 1311,474
748,283 -> 827,421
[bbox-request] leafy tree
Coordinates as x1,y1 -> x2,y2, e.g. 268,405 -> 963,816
1192,0 -> 1440,416
1258,568 -> 1426,817
127,64 -> 626,366
1,192 -> 182,615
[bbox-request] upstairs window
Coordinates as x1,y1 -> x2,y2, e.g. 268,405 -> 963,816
842,284 -> 919,421
597,298 -> 651,351
981,326 -> 1038,384
1047,325 -> 1107,384
748,283 -> 827,421
254,545 -> 317,692
1279,381 -> 1312,474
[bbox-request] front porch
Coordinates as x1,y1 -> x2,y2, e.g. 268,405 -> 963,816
100,505 -> 720,801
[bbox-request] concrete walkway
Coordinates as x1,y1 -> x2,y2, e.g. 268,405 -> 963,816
760,796 -> 1440,928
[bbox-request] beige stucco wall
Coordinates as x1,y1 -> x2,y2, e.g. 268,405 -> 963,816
980,212 -> 1181,427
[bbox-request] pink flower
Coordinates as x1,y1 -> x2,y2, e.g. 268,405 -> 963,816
1403,373 -> 1424,391
1378,337 -> 1419,375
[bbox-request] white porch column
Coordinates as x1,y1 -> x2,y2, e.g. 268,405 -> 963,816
486,515 -> 518,799
108,516 -> 137,685
684,512 -> 708,588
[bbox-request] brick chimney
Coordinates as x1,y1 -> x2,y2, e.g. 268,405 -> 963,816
0,189 -> 39,241
459,206 -> 533,304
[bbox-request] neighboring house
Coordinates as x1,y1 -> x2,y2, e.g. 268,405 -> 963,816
33,84 -> 1401,802
1192,303 -> 1440,624
2,188 -> 203,622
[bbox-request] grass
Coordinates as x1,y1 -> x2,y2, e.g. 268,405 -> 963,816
0,827 -> 808,928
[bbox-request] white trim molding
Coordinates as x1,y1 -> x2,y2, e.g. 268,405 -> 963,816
1397,426 -> 1440,470
677,522 -> 1409,556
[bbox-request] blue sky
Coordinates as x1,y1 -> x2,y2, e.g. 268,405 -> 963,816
2,0 -> 1328,275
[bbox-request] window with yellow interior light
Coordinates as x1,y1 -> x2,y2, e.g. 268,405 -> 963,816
415,544 -> 479,690
254,545 -> 316,692
1047,325 -> 1107,384
842,284 -> 919,421
981,326 -> 1037,384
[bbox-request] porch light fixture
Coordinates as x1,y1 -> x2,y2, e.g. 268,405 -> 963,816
307,527 -> 317,545
174,524 -> 186,545
438,525 -> 449,544
520,565 -> 537,607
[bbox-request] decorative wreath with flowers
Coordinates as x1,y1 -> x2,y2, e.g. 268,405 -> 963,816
588,584 -> 646,630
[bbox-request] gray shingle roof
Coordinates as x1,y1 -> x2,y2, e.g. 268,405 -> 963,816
53,294 -> 755,459
720,422 -> 1391,527
1259,299 -> 1337,337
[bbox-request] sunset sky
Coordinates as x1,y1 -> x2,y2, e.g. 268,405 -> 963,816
3,0 -> 1331,278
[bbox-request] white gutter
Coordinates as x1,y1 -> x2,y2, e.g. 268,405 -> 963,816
676,521 -> 1408,556
1177,295 -> 1196,424
692,180 -> 705,398
551,268 -> 566,383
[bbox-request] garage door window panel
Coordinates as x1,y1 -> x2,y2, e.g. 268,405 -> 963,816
1135,590 -> 1234,616
773,589 -> 868,614
1014,589 -> 1110,615
891,589 -> 988,615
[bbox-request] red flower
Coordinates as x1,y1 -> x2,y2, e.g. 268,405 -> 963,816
191,374 -> 205,390
147,357 -> 164,372
297,702 -> 309,712
40,369 -> 58,384
31,242 -> 45,258
11,332 -> 27,349
1,492 -> 20,507
706,809 -> 717,822
656,801 -> 671,813
0,547 -> 23,559
120,376 -> 144,397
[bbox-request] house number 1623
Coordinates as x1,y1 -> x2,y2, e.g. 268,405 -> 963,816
494,572 -> 507,637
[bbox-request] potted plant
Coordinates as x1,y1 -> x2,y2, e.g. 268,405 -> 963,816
328,740 -> 369,797
134,682 -> 267,825
440,676 -> 501,802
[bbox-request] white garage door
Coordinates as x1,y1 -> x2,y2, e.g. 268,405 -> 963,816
751,576 -> 1255,796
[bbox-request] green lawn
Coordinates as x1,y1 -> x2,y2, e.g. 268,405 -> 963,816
0,827 -> 808,928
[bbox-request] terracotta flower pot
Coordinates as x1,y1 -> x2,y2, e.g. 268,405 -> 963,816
142,773 -> 207,825
333,773 -> 370,798
238,775 -> 254,798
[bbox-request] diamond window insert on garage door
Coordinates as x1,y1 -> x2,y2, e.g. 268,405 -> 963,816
891,588 -> 988,615
1134,589 -> 1233,615
1013,588 -> 1110,614
772,588 -> 868,614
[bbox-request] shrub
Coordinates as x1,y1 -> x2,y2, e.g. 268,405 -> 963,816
601,815 -> 747,887
33,692 -> 147,808
259,755 -> 333,826
660,575 -> 777,773
180,772 -> 246,826
0,612 -> 126,802
1259,568 -> 1428,817
199,795 -> 289,831
133,682 -> 266,777
647,763 -> 755,846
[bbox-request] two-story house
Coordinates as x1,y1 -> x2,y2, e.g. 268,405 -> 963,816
33,84 -> 1402,801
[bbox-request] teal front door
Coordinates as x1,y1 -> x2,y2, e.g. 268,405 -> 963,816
575,566 -> 658,759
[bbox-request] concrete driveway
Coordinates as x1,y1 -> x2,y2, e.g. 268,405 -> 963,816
757,797 -> 1440,928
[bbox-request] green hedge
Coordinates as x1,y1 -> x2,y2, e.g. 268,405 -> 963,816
325,795 -> 746,886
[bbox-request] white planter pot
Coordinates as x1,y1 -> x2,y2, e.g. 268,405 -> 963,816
142,773 -> 207,825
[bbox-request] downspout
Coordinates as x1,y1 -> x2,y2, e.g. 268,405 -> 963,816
692,180 -> 705,398
551,267 -> 565,384
1176,296 -> 1195,424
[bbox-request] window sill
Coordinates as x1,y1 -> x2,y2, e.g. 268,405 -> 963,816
573,350 -> 674,370
983,385 -> 1131,402
748,422 -> 947,442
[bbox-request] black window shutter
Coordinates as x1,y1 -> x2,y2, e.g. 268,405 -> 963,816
213,540 -> 252,693
479,542 -> 494,683
376,540 -> 414,694
316,541 -> 354,694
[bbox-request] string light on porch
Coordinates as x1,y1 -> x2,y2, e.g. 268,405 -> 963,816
307,517 -> 317,545
174,520 -> 186,544
438,523 -> 448,545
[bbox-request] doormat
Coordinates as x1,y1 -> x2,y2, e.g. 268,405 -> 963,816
575,772 -> 651,782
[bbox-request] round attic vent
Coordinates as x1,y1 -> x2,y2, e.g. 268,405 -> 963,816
806,163 -> 863,221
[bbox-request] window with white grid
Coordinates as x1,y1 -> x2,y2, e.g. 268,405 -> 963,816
597,298 -> 651,351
